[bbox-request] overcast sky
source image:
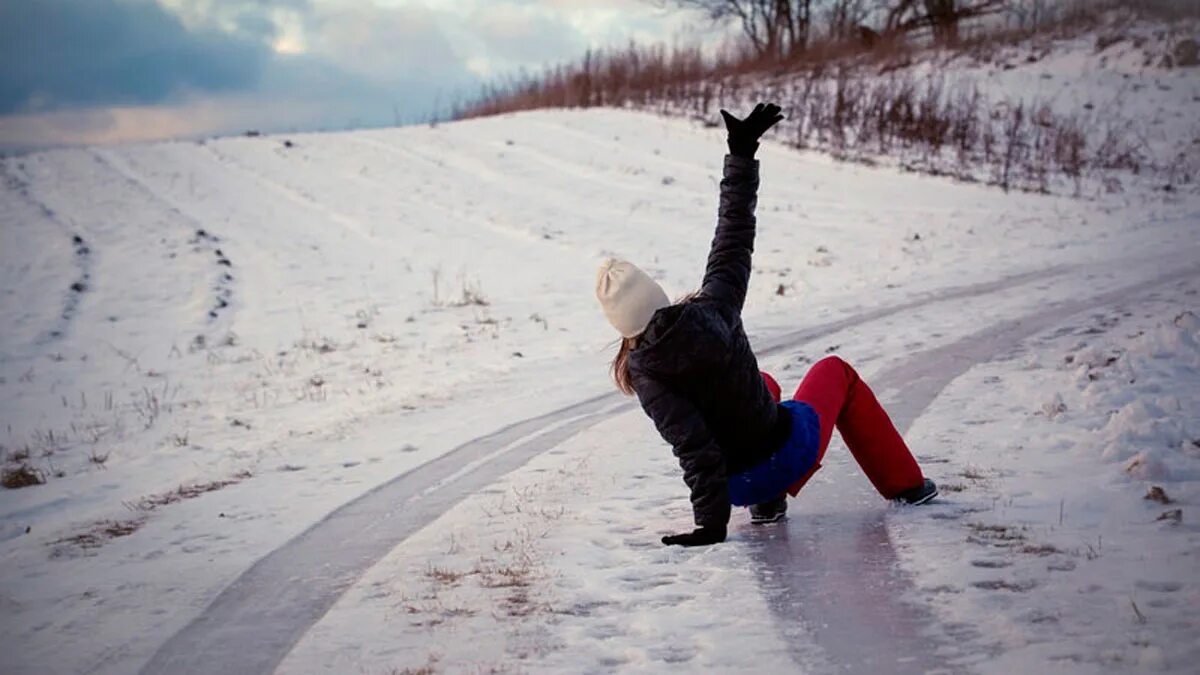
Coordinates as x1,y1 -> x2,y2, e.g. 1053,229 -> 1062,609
0,0 -> 726,150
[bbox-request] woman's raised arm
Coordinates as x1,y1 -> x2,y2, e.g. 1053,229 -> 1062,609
699,103 -> 784,313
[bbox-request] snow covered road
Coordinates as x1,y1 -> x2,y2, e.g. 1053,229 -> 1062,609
143,257 -> 1195,674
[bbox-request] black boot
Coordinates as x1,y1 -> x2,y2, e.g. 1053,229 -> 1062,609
749,494 -> 788,524
894,478 -> 938,505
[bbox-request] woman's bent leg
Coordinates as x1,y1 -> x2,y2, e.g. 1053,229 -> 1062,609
761,371 -> 782,402
792,356 -> 924,498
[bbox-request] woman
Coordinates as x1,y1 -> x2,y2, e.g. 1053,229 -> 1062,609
595,103 -> 937,548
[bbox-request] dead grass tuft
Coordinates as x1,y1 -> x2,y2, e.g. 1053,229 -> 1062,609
130,470 -> 253,511
389,653 -> 440,675
958,466 -> 992,480
52,518 -> 146,554
425,564 -> 472,586
1144,485 -> 1172,504
1019,543 -> 1061,556
966,521 -> 1029,547
2,464 -> 45,489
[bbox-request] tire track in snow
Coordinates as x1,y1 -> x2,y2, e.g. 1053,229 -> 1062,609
139,392 -> 631,674
137,262 -> 1189,674
196,143 -> 375,242
346,133 -> 659,247
746,263 -> 1200,674
315,135 -> 585,253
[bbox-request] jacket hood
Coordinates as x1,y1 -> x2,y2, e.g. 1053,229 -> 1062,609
631,300 -> 730,377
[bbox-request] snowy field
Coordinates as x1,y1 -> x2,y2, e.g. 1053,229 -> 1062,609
2,83 -> 1199,673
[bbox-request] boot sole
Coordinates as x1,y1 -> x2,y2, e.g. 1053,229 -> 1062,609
904,488 -> 938,506
750,513 -> 787,525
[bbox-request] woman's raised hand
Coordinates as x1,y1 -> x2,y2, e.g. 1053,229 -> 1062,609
719,102 -> 785,159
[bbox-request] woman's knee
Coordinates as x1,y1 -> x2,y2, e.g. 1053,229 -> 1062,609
820,355 -> 860,383
793,356 -> 856,401
815,355 -> 851,374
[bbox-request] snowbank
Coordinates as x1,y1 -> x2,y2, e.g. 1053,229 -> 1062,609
896,277 -> 1200,672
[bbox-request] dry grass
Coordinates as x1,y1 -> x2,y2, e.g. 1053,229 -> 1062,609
425,564 -> 471,586
130,470 -> 253,511
2,463 -> 45,489
49,470 -> 253,555
51,518 -> 146,555
1019,543 -> 1061,556
389,654 -> 440,675
966,521 -> 1029,547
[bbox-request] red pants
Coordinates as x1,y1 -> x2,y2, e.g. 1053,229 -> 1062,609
761,357 -> 923,499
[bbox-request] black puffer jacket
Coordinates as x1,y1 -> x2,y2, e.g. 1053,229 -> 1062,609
628,155 -> 790,529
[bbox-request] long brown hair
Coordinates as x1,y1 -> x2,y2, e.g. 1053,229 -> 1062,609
611,336 -> 637,395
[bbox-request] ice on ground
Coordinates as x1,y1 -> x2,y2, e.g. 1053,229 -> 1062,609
278,413 -> 797,674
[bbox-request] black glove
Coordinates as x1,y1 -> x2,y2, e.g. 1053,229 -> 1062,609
720,102 -> 785,159
661,526 -> 727,547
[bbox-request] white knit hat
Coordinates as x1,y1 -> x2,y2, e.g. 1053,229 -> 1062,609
595,258 -> 671,338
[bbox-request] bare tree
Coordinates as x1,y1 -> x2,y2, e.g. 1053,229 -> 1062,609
657,0 -> 1005,53
883,0 -> 1006,43
822,0 -> 872,40
657,0 -> 815,58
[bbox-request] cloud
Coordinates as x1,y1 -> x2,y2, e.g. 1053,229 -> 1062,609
466,4 -> 583,68
0,0 -> 481,148
0,0 -> 271,115
0,0 -> 714,149
302,3 -> 471,89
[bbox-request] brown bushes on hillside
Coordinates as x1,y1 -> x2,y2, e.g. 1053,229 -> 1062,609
456,42 -> 1156,194
455,1 -> 1196,194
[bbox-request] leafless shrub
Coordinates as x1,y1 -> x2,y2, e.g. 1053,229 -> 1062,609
132,381 -> 177,430
449,275 -> 490,308
2,463 -> 45,489
1000,101 -> 1026,192
455,2 -> 1191,194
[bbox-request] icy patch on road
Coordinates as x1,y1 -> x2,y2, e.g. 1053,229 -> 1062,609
895,275 -> 1200,672
279,412 -> 796,674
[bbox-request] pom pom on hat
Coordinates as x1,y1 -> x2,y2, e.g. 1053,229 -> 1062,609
595,258 -> 670,338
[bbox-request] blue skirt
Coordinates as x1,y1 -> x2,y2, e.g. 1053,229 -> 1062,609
728,400 -> 821,506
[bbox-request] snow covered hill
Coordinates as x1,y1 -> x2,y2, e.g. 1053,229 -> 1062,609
2,97 -> 1199,672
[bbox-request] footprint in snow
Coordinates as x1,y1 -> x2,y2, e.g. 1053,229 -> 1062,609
1134,580 -> 1183,593
586,623 -> 623,640
1047,559 -> 1076,572
971,579 -> 1037,592
645,593 -> 695,609
620,574 -> 676,591
650,646 -> 695,664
